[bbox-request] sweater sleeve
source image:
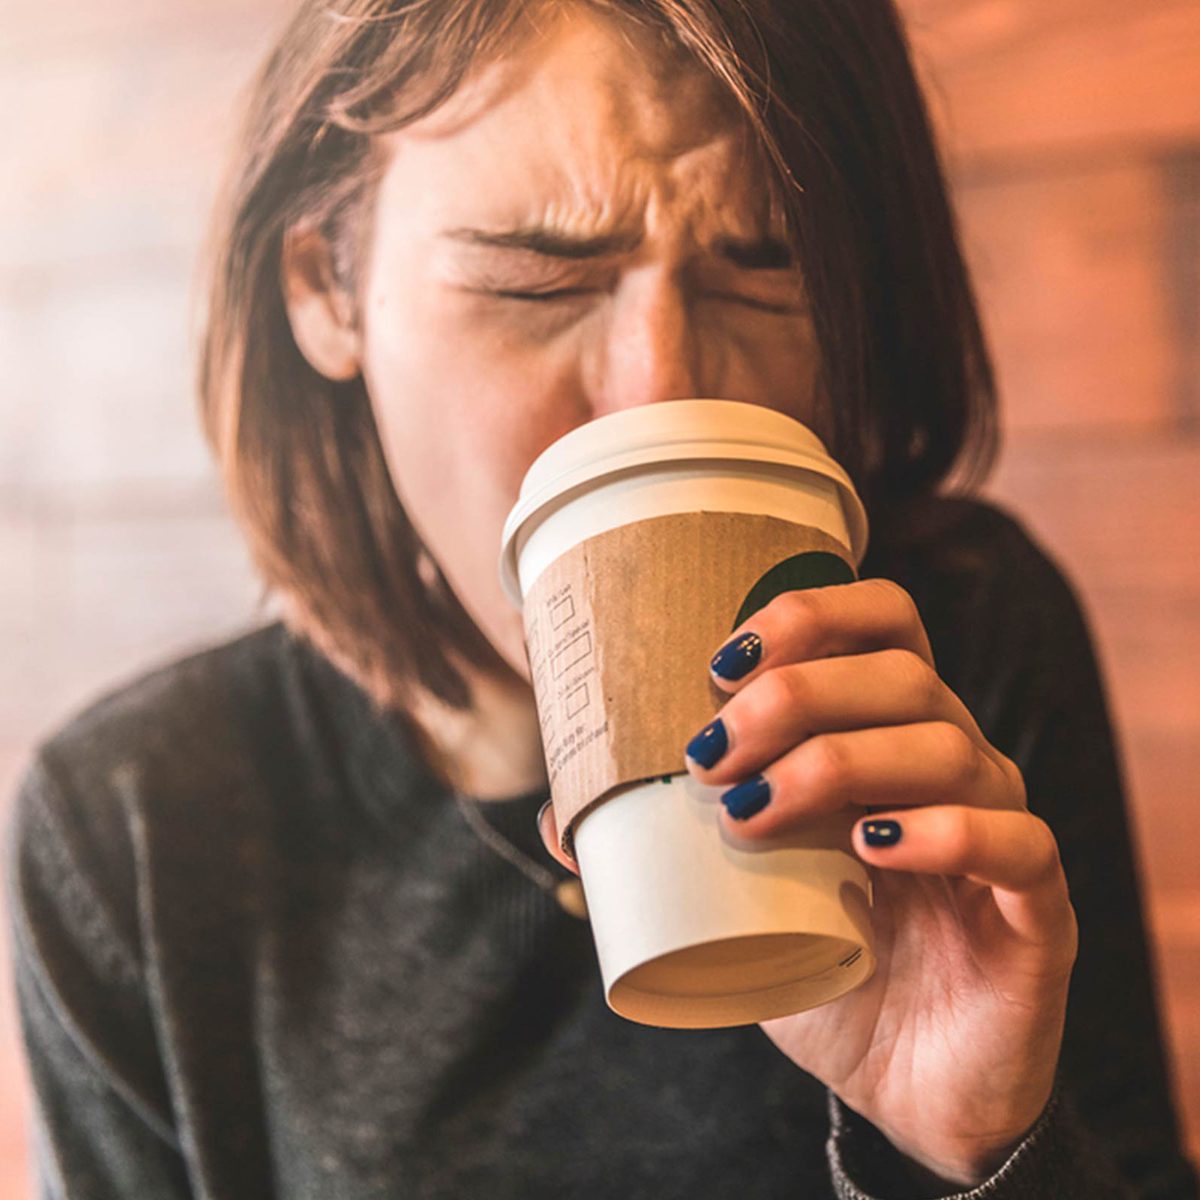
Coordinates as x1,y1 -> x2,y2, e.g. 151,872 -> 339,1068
826,1077 -> 1139,1198
4,750 -> 195,1199
823,504 -> 1199,1199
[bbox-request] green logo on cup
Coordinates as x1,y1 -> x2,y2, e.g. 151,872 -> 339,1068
732,551 -> 855,630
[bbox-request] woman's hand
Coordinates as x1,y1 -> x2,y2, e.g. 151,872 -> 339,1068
539,578 -> 1079,1188
693,578 -> 1079,1185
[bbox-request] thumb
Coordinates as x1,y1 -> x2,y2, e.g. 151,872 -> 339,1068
537,800 -> 580,876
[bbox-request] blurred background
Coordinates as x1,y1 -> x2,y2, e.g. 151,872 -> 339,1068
1,0 -> 1197,1192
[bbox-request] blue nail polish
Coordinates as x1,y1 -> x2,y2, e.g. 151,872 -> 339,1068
722,776 -> 771,821
686,718 -> 728,769
862,819 -> 902,848
711,632 -> 763,681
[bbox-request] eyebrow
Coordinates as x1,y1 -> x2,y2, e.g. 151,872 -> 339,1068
441,225 -> 795,268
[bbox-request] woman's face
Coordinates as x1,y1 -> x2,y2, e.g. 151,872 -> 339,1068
292,7 -> 822,684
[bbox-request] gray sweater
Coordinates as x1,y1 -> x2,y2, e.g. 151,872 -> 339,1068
6,497 -> 1198,1199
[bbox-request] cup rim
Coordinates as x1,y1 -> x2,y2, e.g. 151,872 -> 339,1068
499,401 -> 868,603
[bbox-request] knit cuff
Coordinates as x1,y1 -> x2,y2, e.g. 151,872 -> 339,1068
825,1082 -> 1068,1200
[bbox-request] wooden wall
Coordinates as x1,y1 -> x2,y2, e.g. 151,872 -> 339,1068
1,1 -> 1197,1192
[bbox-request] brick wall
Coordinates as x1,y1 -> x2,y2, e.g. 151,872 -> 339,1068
0,5 -> 290,1191
906,0 -> 1200,1160
2,1 -> 1197,1192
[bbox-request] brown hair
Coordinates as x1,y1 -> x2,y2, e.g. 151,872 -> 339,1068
196,0 -> 998,718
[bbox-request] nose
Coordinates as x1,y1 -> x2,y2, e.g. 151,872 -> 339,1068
589,270 -> 702,416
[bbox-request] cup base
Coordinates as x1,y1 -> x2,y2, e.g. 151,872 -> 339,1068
609,932 -> 874,1029
573,773 -> 876,1030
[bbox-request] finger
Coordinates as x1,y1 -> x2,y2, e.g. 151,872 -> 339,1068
716,722 -> 1022,835
536,800 -> 580,876
685,648 -> 994,785
852,805 -> 1078,951
708,578 -> 935,693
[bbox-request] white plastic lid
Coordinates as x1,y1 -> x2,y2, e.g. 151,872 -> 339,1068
499,400 -> 869,600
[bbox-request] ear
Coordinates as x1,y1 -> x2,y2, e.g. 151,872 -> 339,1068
280,223 -> 363,381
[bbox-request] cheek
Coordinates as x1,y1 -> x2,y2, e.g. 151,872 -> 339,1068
361,297 -> 580,569
367,285 -> 562,427
738,314 -> 824,428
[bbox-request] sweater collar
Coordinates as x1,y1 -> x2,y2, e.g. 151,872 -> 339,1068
277,623 -> 553,862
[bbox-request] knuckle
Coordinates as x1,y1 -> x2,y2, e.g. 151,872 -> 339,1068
871,577 -> 921,626
993,750 -> 1028,806
762,667 -> 803,715
774,665 -> 816,716
738,669 -> 794,731
1028,815 -> 1065,883
776,588 -> 825,642
729,670 -> 800,746
886,647 -> 941,708
804,734 -> 852,799
931,721 -> 979,787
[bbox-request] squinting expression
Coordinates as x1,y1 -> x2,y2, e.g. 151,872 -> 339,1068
355,6 -> 823,681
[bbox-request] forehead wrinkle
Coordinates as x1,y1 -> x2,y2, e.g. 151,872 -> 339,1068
522,95 -> 771,248
509,142 -> 648,246
647,132 -> 783,256
471,136 -> 784,268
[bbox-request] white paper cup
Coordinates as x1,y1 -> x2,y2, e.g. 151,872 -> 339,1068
499,400 -> 875,1028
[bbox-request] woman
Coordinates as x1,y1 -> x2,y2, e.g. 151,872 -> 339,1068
7,0 -> 1197,1196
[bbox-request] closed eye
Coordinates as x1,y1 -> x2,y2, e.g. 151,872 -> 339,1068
490,288 -> 801,315
707,293 -> 805,316
490,288 -> 593,303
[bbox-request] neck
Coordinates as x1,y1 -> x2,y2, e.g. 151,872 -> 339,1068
405,662 -> 549,802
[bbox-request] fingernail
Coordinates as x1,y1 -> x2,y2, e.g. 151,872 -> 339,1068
721,775 -> 771,821
711,632 -> 763,680
862,819 -> 902,848
686,718 -> 728,769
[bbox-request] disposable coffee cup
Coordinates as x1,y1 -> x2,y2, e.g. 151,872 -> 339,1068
499,399 -> 874,1029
